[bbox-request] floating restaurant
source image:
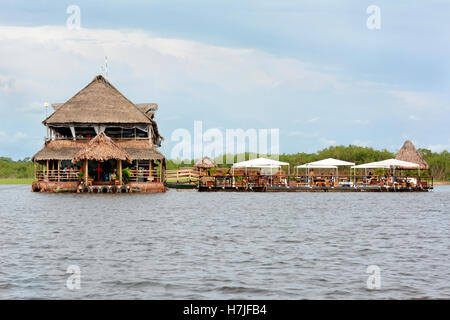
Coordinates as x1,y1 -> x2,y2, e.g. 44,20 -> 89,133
30,75 -> 433,193
178,141 -> 433,192
32,75 -> 166,193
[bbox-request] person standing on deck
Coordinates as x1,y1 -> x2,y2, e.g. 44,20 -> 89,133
309,169 -> 315,186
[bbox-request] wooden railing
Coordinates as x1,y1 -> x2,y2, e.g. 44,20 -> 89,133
36,169 -> 80,182
165,169 -> 199,183
130,169 -> 161,182
198,175 -> 433,189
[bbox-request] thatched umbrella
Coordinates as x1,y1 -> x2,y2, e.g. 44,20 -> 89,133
72,132 -> 131,184
194,156 -> 217,176
194,156 -> 217,169
395,140 -> 429,170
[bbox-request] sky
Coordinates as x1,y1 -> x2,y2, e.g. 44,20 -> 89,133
0,0 -> 449,160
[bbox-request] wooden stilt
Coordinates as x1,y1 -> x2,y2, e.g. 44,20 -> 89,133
57,160 -> 60,182
150,160 -> 154,181
84,159 -> 88,184
119,160 -> 123,185
46,160 -> 49,181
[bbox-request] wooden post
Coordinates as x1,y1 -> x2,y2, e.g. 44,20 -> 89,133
46,125 -> 49,140
119,160 -> 123,185
150,160 -> 154,181
149,125 -> 152,147
57,160 -> 60,182
136,160 -> 138,182
84,159 -> 88,184
134,127 -> 137,140
34,163 -> 36,180
46,160 -> 49,181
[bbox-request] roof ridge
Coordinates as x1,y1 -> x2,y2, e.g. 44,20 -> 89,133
44,75 -> 151,124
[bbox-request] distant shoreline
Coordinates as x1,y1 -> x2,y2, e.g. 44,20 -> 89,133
0,178 -> 34,184
433,181 -> 450,185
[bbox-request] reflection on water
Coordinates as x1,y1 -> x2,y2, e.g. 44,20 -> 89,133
0,185 -> 449,299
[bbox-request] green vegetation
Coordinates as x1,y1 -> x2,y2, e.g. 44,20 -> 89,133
0,157 -> 34,179
1,145 -> 449,183
0,178 -> 34,184
418,149 -> 450,182
122,167 -> 134,184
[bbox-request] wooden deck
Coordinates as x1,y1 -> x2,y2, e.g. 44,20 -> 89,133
196,174 -> 433,192
199,185 -> 431,192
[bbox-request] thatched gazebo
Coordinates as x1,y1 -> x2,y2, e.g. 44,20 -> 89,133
194,156 -> 217,175
72,132 -> 132,184
395,140 -> 429,170
194,156 -> 217,169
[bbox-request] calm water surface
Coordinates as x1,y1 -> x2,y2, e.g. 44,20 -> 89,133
0,185 -> 449,299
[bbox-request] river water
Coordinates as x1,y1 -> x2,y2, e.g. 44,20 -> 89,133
0,184 -> 449,299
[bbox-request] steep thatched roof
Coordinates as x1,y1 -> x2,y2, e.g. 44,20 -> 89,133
52,103 -> 63,111
395,140 -> 429,169
194,156 -> 217,169
72,133 -> 131,163
44,75 -> 151,125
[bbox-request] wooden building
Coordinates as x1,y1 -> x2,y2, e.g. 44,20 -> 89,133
31,75 -> 166,193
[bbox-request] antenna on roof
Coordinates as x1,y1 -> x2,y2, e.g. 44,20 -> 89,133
105,56 -> 108,77
101,56 -> 109,77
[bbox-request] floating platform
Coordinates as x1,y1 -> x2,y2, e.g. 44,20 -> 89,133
31,181 -> 165,193
164,182 -> 198,190
198,185 -> 432,192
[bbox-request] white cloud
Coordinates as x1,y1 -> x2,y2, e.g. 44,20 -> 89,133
353,119 -> 369,125
287,130 -> 307,137
0,75 -> 16,93
13,131 -> 28,141
319,138 -> 337,147
389,90 -> 439,109
0,25 -> 340,94
352,140 -> 371,147
307,117 -> 319,123
427,143 -> 450,153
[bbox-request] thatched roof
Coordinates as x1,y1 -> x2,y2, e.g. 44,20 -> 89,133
52,103 -> 63,111
122,147 -> 165,161
194,156 -> 217,169
32,141 -> 83,162
32,137 -> 165,163
395,140 -> 429,169
44,75 -> 151,125
72,133 -> 131,163
136,103 -> 158,113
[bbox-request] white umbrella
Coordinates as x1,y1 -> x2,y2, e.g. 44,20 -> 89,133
295,158 -> 353,177
295,158 -> 355,167
232,157 -> 289,168
351,159 -> 420,169
232,157 -> 290,186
